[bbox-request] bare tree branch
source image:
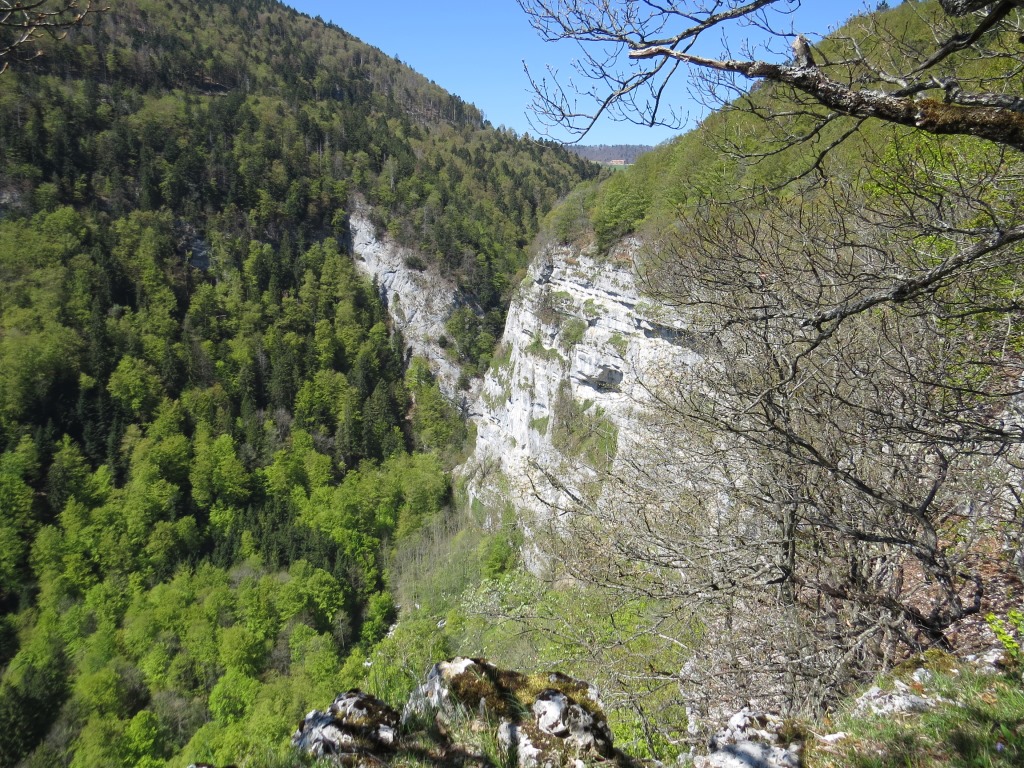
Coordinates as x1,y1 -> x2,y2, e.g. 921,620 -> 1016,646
0,0 -> 100,73
521,0 -> 1024,149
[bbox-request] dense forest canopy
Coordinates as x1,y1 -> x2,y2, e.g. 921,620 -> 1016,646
0,1 -> 597,765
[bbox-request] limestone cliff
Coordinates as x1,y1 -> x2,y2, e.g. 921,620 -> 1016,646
350,207 -> 478,402
459,237 -> 698,548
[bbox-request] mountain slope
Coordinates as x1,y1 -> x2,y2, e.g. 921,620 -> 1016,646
1,0 -> 598,334
0,2 -> 597,766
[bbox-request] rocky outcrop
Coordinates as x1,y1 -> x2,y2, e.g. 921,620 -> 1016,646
692,707 -> 801,768
405,657 -> 617,768
350,206 -> 477,401
851,671 -> 950,717
459,238 -> 696,543
292,690 -> 400,765
290,658 -> 629,768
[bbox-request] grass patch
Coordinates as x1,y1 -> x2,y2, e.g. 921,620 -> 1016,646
489,343 -> 513,374
526,332 -> 565,363
608,333 -> 628,356
559,318 -> 588,350
809,669 -> 1024,768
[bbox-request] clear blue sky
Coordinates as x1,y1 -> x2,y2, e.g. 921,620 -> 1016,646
287,1 -> 880,146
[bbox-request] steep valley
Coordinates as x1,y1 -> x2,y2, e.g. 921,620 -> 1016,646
2,1 -> 1024,766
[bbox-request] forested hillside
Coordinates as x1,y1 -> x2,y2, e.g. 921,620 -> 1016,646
5,0 -> 1024,766
0,2 -> 597,766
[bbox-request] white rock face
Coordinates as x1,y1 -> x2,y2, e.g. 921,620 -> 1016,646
291,690 -> 400,761
852,680 -> 945,716
350,208 -> 475,401
693,741 -> 800,768
693,706 -> 802,768
459,239 -> 698,548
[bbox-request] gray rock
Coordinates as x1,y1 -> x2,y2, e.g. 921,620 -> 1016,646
498,720 -> 543,768
460,239 -> 697,557
696,706 -> 801,768
693,741 -> 800,768
403,656 -> 479,721
292,689 -> 399,765
405,657 -> 617,768
911,668 -> 933,685
351,207 -> 476,400
533,688 -> 614,756
965,648 -> 1006,673
711,707 -> 784,748
853,681 -> 941,716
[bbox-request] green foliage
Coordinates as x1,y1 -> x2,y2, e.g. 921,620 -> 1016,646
479,522 -> 522,580
607,333 -> 628,356
359,591 -> 396,648
404,358 -> 468,458
525,332 -> 564,362
444,571 -> 693,758
559,318 -> 588,350
590,160 -> 654,250
209,669 -> 261,724
122,710 -> 172,768
550,386 -> 618,470
987,611 -> 1024,666
542,180 -> 600,244
444,307 -> 497,377
0,1 -> 592,639
0,29 -> 522,756
0,617 -> 68,766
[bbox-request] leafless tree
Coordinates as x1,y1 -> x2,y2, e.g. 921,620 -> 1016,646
530,146 -> 1024,723
514,0 -> 1024,726
519,0 -> 1024,150
1,0 -> 99,74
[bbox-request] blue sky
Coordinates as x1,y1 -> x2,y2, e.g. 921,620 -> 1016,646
288,1 -> 879,145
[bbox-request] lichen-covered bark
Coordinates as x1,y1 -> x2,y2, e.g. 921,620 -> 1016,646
940,0 -> 1019,16
630,48 -> 1024,152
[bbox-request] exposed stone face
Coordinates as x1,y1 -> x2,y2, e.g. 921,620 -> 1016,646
349,207 -> 477,402
460,239 -> 696,548
694,741 -> 801,768
692,706 -> 802,768
403,656 -> 480,720
532,688 -> 614,757
291,689 -> 400,766
852,679 -> 947,717
405,657 -> 619,768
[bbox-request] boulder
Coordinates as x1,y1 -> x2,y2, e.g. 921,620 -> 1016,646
403,656 -> 480,720
852,680 -> 942,717
292,689 -> 400,766
693,741 -> 800,768
406,657 -> 617,768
